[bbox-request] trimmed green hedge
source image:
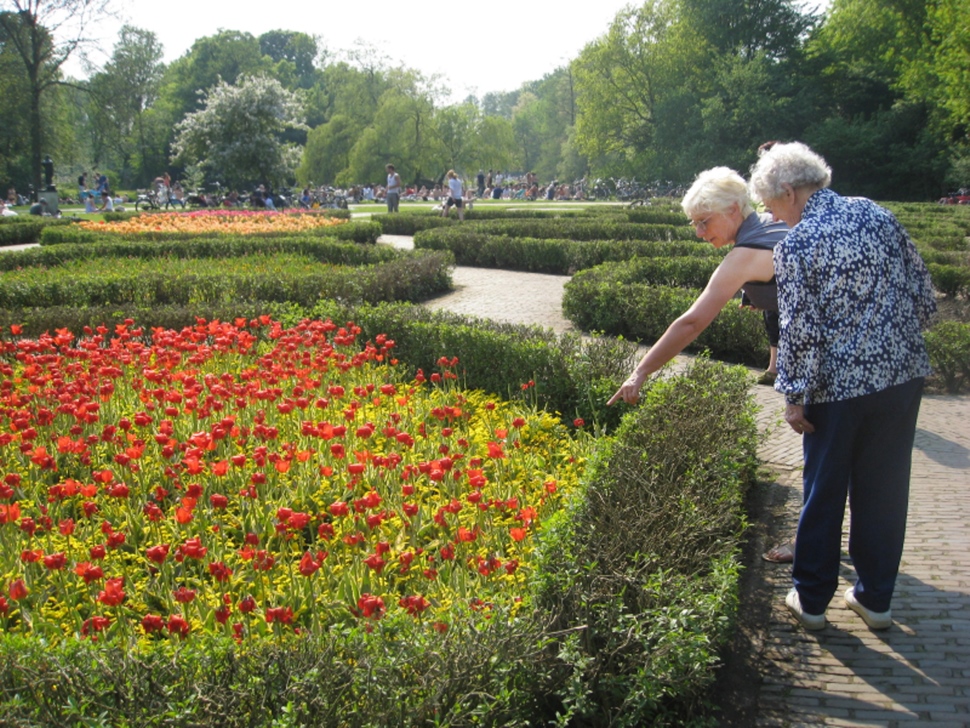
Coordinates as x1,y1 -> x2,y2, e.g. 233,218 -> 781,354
414,227 -> 720,274
457,218 -> 696,242
0,250 -> 453,311
0,236 -> 401,272
534,356 -> 758,725
885,202 -> 970,252
39,219 -> 381,245
375,214 -> 694,242
626,208 -> 692,226
0,217 -> 75,246
562,263 -> 769,367
372,214 -> 458,235
927,263 -> 970,297
924,321 -> 970,393
374,206 -> 694,237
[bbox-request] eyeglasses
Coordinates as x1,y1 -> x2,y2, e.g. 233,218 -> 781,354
691,215 -> 714,232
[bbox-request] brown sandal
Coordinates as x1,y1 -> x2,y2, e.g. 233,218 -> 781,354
762,542 -> 794,563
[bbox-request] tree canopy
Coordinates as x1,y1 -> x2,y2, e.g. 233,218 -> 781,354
4,0 -> 968,200
1,0 -> 111,195
171,75 -> 306,191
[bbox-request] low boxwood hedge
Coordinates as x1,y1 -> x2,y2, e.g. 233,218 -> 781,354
924,321 -> 970,393
0,249 -> 453,312
458,218 -> 696,242
0,236 -> 400,272
535,356 -> 758,725
927,263 -> 970,297
0,217 -> 75,247
885,203 -> 970,252
626,208 -> 692,226
414,228 -> 721,274
372,214 -> 458,235
563,265 -> 769,367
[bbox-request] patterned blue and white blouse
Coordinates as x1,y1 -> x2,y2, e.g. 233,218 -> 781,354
774,188 -> 937,406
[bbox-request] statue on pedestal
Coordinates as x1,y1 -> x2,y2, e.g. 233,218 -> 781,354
43,156 -> 55,191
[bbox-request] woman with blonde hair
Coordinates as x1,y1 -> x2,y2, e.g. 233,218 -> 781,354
609,166 -> 788,405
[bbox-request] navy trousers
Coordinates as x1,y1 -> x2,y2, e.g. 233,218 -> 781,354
793,377 -> 924,615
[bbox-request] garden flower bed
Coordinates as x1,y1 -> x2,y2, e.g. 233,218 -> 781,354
0,318 -> 587,644
77,210 -> 348,236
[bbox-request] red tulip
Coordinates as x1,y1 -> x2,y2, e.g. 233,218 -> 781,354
141,614 -> 165,633
74,562 -> 104,584
357,593 -> 385,619
146,544 -> 170,564
8,579 -> 28,601
299,551 -> 320,577
98,578 -> 125,607
43,552 -> 66,570
167,615 -> 190,639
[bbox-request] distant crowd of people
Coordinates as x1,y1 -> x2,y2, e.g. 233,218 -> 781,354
2,166 -> 595,218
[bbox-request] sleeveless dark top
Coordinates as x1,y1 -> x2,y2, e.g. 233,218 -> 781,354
733,212 -> 789,311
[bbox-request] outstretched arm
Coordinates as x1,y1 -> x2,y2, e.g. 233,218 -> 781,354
608,248 -> 773,405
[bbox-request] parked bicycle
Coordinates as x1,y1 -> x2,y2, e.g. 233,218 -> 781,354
135,186 -> 186,212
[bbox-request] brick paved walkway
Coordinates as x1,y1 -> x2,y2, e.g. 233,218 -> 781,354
386,235 -> 970,726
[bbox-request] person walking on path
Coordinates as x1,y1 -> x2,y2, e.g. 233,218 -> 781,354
442,170 -> 466,221
608,166 -> 788,406
385,164 -> 402,213
749,141 -> 937,632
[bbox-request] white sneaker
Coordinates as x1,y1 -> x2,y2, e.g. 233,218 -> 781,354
785,588 -> 826,631
844,586 -> 892,630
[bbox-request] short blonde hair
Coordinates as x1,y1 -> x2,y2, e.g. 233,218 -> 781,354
681,167 -> 754,219
748,142 -> 831,202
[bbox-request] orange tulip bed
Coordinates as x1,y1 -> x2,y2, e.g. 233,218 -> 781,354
78,210 -> 348,237
0,317 -> 587,645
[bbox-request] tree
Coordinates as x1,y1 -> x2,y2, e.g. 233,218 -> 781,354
0,18 -> 34,188
85,25 -> 164,186
339,69 -> 440,185
926,0 -> 970,135
0,0 -> 112,197
435,103 -> 478,172
572,0 -> 709,178
296,113 -> 356,185
897,0 -> 970,142
259,30 -> 321,89
171,75 -> 307,191
160,30 -> 272,118
680,0 -> 816,61
469,115 -> 517,174
802,0 -> 953,197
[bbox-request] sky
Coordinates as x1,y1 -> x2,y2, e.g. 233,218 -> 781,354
75,0 -> 642,102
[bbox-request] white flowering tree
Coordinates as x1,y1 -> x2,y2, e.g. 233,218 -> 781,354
171,74 -> 306,192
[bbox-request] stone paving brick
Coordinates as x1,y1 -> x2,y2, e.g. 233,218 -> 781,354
384,238 -> 970,727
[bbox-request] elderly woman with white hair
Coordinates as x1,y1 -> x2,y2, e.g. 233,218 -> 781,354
609,166 -> 788,406
749,141 -> 937,632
